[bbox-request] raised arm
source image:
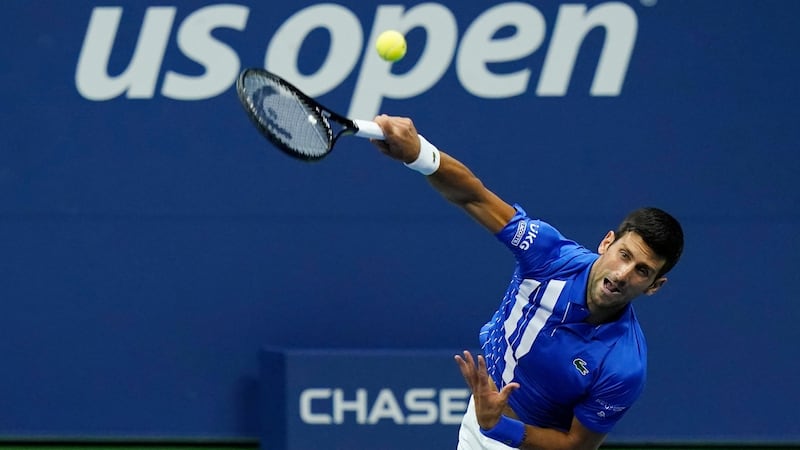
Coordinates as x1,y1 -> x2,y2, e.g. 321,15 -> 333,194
372,115 -> 515,233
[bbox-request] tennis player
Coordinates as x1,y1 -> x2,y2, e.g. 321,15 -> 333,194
370,115 -> 684,450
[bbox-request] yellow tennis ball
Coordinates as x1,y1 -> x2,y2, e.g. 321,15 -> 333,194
375,30 -> 407,62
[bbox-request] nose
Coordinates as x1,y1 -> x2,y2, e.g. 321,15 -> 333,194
614,263 -> 636,286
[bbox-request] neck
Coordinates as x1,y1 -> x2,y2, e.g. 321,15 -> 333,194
585,303 -> 626,325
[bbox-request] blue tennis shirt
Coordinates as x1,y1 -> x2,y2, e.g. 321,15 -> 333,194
480,205 -> 647,434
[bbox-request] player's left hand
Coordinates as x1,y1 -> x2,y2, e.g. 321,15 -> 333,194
455,350 -> 520,430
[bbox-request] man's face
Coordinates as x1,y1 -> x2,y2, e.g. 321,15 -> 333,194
587,231 -> 668,314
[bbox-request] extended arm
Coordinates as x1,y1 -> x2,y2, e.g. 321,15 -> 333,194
371,115 -> 516,233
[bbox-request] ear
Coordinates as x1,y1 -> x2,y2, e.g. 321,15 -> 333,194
597,231 -> 615,254
644,277 -> 667,296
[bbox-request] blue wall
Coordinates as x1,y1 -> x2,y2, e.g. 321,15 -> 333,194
1,0 -> 798,444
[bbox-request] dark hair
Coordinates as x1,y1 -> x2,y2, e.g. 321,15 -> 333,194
615,207 -> 684,277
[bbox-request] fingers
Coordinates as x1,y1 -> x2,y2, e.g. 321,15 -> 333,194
455,351 -> 477,388
457,350 -> 475,366
455,351 -> 495,391
456,350 -> 521,396
455,350 -> 477,375
371,115 -> 421,162
373,114 -> 415,133
369,138 -> 389,152
498,382 -> 520,401
372,114 -> 397,141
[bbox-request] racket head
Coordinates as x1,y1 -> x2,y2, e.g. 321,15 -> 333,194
236,68 -> 336,161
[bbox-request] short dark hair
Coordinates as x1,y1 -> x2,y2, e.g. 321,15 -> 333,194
615,207 -> 684,277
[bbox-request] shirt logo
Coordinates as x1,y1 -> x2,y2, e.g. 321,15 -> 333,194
573,358 -> 589,376
595,398 -> 627,417
512,222 -> 539,250
511,221 -> 527,246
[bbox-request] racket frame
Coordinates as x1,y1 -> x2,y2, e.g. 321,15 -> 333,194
236,68 -> 363,161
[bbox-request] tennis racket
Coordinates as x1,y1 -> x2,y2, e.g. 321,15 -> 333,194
235,68 -> 385,161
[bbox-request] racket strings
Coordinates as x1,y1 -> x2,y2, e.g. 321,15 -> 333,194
243,75 -> 332,158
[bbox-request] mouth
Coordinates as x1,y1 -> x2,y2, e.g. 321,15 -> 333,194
603,278 -> 621,294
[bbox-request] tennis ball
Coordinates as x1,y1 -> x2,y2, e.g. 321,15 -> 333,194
375,30 -> 407,62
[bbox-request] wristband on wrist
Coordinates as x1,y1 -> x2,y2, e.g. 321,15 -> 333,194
479,415 -> 526,448
404,135 -> 440,175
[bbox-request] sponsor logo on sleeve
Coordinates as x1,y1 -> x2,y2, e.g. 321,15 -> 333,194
594,398 -> 627,418
515,222 -> 539,250
511,220 -> 527,246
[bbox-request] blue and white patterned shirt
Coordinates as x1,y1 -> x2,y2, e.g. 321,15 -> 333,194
480,205 -> 647,433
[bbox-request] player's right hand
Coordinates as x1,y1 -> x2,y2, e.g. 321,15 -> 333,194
371,115 -> 422,164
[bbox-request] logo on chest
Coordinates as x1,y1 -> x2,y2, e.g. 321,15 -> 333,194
572,358 -> 590,376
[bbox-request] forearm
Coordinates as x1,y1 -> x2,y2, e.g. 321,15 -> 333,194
427,151 -> 514,233
517,423 -> 602,450
427,151 -> 485,206
369,115 -> 515,231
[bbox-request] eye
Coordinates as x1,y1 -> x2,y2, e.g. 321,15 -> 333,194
620,250 -> 630,260
637,266 -> 650,277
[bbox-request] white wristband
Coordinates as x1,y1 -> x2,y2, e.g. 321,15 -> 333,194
404,135 -> 441,175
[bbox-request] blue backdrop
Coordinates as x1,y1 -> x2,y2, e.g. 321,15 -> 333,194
1,0 -> 798,445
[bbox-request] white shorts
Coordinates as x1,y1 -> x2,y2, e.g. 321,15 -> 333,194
457,396 -> 518,450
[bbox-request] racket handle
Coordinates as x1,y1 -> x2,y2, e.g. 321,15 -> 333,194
353,119 -> 385,140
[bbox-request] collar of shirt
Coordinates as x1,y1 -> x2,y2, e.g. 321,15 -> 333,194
558,260 -> 634,344
559,304 -> 634,344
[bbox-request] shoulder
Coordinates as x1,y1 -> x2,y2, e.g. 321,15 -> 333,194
496,204 -> 589,267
